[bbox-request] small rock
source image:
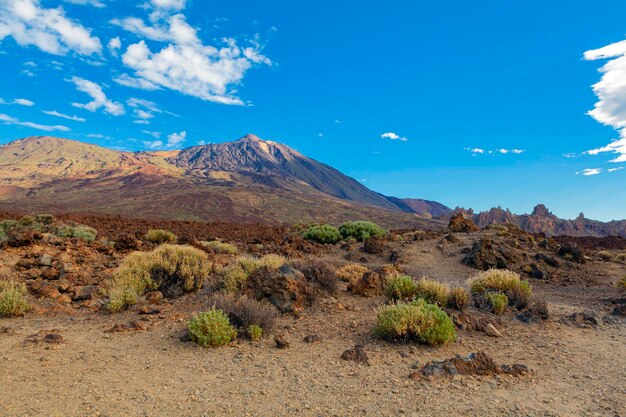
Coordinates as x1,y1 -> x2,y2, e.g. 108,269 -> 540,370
274,334 -> 290,349
37,254 -> 53,267
484,323 -> 502,337
138,305 -> 161,315
145,291 -> 164,305
105,321 -> 147,333
303,334 -> 322,343
340,344 -> 370,365
43,334 -> 64,344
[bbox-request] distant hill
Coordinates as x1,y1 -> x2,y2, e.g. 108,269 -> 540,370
0,134 -> 448,228
456,204 -> 626,237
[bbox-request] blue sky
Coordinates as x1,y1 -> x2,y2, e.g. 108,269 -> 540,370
1,0 -> 626,221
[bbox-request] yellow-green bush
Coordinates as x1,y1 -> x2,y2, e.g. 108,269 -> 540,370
145,229 -> 177,245
468,269 -> 531,310
447,287 -> 470,311
187,309 -> 237,348
301,224 -> 342,244
487,293 -> 508,315
0,280 -> 30,317
618,276 -> 626,290
219,263 -> 249,294
374,299 -> 456,345
247,325 -> 263,341
106,245 -> 211,312
414,277 -> 450,306
201,240 -> 238,255
384,275 -> 418,301
257,254 -> 287,269
335,263 -> 369,283
55,224 -> 98,243
339,221 -> 386,242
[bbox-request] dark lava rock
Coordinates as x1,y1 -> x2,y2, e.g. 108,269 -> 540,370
463,239 -> 511,270
558,244 -> 586,264
340,344 -> 370,365
363,236 -> 386,255
413,351 -> 530,379
448,213 -> 479,233
274,334 -> 290,349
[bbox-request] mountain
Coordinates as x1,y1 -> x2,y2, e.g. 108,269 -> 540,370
0,135 -> 448,228
464,204 -> 626,237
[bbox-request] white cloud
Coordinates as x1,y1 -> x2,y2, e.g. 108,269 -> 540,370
62,0 -> 106,7
608,166 -> 623,173
21,69 -> 35,77
577,168 -> 602,176
584,38 -> 626,163
142,130 -> 161,139
381,132 -> 408,141
86,133 -> 111,139
127,97 -> 174,123
466,147 -> 524,155
467,147 -> 485,154
13,98 -> 34,106
143,140 -> 163,149
0,112 -> 69,131
0,0 -> 102,55
42,109 -> 86,122
166,130 -> 185,147
107,36 -> 120,55
70,77 -> 125,116
113,5 -> 270,105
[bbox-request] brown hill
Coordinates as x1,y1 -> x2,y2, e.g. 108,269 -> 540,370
0,135 -> 447,228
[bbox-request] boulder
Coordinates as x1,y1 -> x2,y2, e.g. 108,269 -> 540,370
340,344 -> 370,365
448,213 -> 479,233
363,236 -> 386,255
347,271 -> 384,297
247,265 -> 315,315
558,244 -> 586,264
463,239 -> 510,270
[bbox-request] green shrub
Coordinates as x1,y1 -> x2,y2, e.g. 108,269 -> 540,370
145,229 -> 177,245
468,269 -> 532,310
384,275 -> 417,301
0,219 -> 18,232
0,228 -> 6,243
200,240 -> 238,255
374,299 -> 456,345
414,277 -> 450,306
55,224 -> 97,243
248,325 -> 263,342
0,280 -> 30,317
106,245 -> 211,312
447,287 -> 470,310
187,309 -> 237,348
19,215 -> 35,226
301,225 -> 342,244
257,254 -> 287,269
35,214 -> 55,225
207,293 -> 278,337
219,263 -> 249,294
487,293 -> 508,315
336,263 -> 369,283
339,221 -> 386,242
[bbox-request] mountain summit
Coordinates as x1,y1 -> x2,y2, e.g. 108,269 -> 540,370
0,135 -> 449,226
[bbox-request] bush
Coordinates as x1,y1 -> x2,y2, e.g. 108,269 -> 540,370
447,287 -> 470,310
256,254 -> 287,270
374,299 -> 456,345
0,228 -> 6,243
55,224 -> 97,243
291,259 -> 339,292
301,225 -> 342,244
219,263 -> 249,294
336,263 -> 369,283
0,280 -> 30,317
619,276 -> 626,290
414,277 -> 450,306
19,215 -> 35,226
187,309 -> 237,348
145,229 -> 177,245
384,275 -> 417,301
35,213 -> 55,225
468,269 -> 532,310
248,325 -> 263,341
597,250 -> 614,261
339,221 -> 386,242
487,293 -> 508,315
106,245 -> 211,312
207,293 -> 277,338
201,240 -> 238,255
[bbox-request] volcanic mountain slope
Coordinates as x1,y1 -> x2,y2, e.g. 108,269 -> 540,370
0,135 -> 447,228
466,204 -> 626,237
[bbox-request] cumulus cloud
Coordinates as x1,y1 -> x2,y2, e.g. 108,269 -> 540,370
42,109 -> 86,122
0,112 -> 69,131
70,77 -> 125,116
143,130 -> 186,149
62,0 -> 105,7
584,38 -> 626,163
107,36 -> 120,55
13,98 -> 34,106
112,3 -> 271,105
0,0 -> 102,55
381,132 -> 408,141
577,168 -> 602,176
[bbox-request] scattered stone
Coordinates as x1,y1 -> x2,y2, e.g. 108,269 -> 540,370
37,254 -> 53,267
347,271 -> 384,297
303,334 -> 322,344
24,330 -> 64,345
463,239 -> 511,270
178,329 -> 192,342
448,213 -> 479,233
247,265 -> 315,315
138,305 -> 161,315
414,352 -> 529,379
558,244 -> 586,264
484,323 -> 502,337
535,253 -> 560,268
71,285 -> 97,301
113,234 -> 142,252
145,291 -> 164,305
274,334 -> 290,349
44,334 -> 64,344
363,236 -> 386,255
389,250 -> 400,264
563,311 -> 604,328
340,344 -> 370,365
523,263 -> 548,279
612,304 -> 626,317
105,321 -> 148,333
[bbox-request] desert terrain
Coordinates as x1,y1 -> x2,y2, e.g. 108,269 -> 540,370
0,212 -> 624,417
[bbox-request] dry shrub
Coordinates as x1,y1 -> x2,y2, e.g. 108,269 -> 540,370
378,264 -> 402,280
0,279 -> 29,317
145,229 -> 177,245
336,263 -> 369,283
219,264 -> 249,294
257,254 -> 287,269
468,269 -> 532,311
414,277 -> 450,306
291,259 -> 339,293
207,293 -> 278,338
384,275 -> 417,301
200,240 -> 238,255
447,287 -> 470,311
597,250 -> 614,261
106,245 -> 211,312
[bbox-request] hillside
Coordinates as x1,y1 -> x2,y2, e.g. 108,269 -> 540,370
0,135 -> 447,228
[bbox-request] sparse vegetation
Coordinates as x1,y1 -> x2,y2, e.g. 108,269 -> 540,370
335,263 -> 369,283
0,279 -> 30,317
291,259 -> 339,292
35,213 -> 55,225
414,277 -> 450,306
145,229 -> 177,245
207,293 -> 277,338
447,287 -> 470,310
106,245 -> 211,312
469,269 -> 532,312
384,275 -> 417,301
257,254 -> 287,270
618,276 -> 626,290
597,250 -> 614,261
187,309 -> 237,348
55,224 -> 98,243
487,293 -> 508,315
338,221 -> 386,242
248,325 -> 263,341
374,299 -> 456,345
219,263 -> 249,294
301,224 -> 342,244
200,240 -> 238,255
